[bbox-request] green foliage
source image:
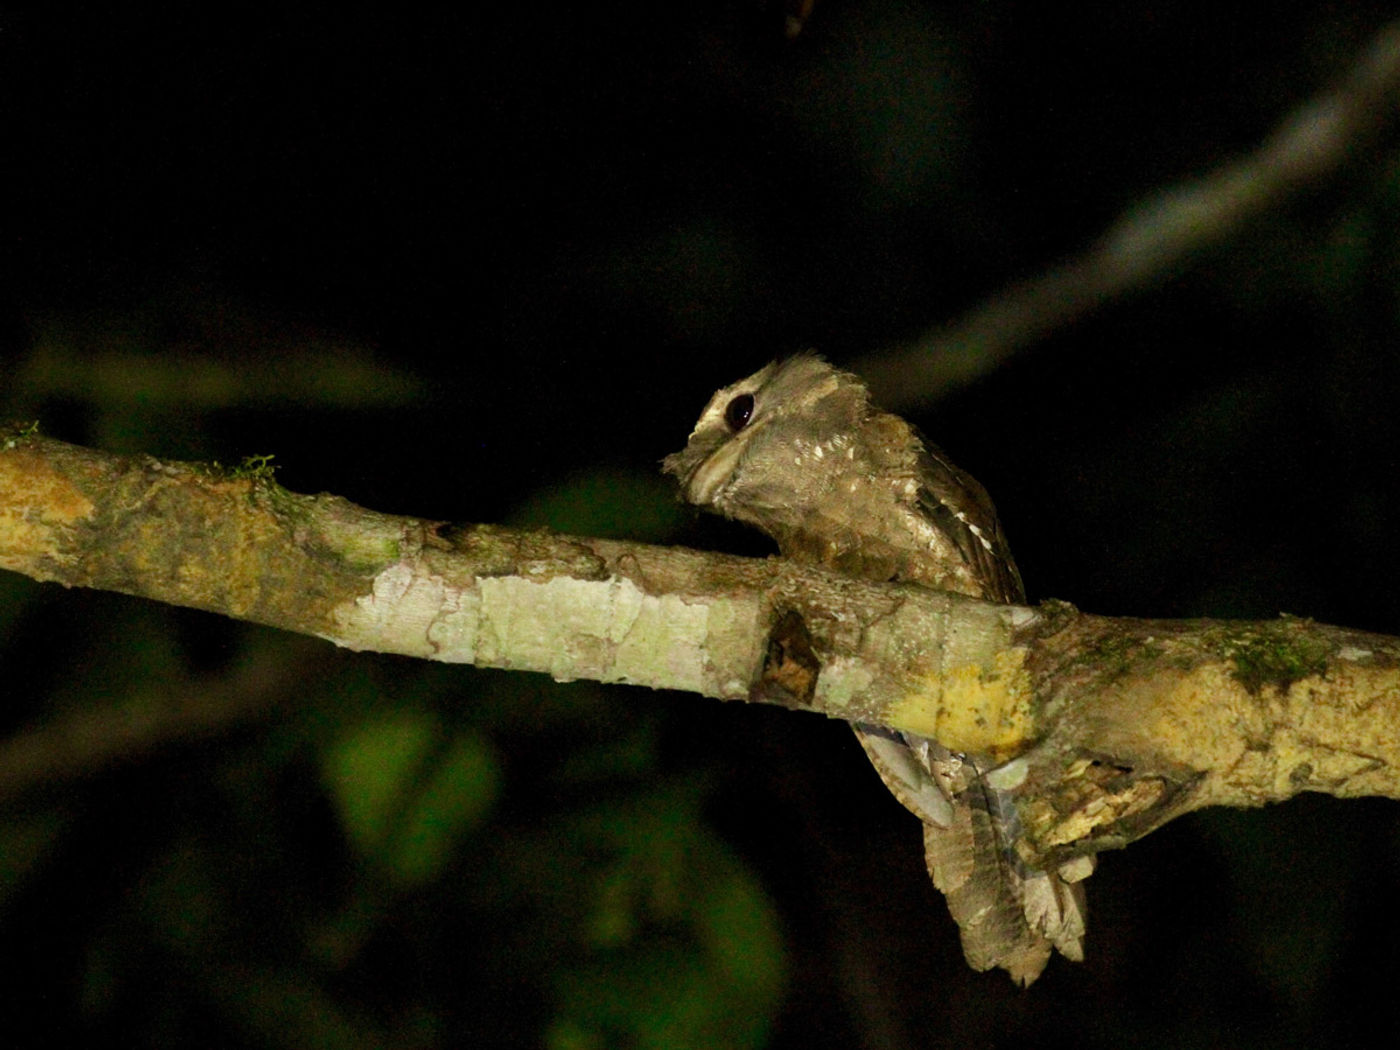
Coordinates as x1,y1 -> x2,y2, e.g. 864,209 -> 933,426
322,711 -> 500,886
522,787 -> 787,1050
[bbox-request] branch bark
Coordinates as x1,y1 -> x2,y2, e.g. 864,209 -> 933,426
3,429 -> 1399,864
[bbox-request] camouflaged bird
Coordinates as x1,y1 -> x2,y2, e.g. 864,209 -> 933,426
663,353 -> 1092,985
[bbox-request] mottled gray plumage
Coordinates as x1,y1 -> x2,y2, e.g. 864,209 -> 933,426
664,354 -> 1091,985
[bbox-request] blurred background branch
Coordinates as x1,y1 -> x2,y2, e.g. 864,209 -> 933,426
0,640 -> 319,803
855,18 -> 1400,407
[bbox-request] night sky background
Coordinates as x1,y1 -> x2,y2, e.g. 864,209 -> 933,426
5,3 -> 1400,1047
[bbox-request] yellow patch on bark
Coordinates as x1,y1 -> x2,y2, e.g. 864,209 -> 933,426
887,647 -> 1037,757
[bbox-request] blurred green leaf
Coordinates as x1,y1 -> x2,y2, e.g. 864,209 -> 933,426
392,730 -> 500,884
321,711 -> 500,886
696,862 -> 786,997
323,712 -> 435,854
547,790 -> 787,1050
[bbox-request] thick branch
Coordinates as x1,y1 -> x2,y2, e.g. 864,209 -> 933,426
3,430 -> 1399,860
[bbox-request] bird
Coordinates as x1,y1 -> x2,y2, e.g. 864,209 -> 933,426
662,353 -> 1091,984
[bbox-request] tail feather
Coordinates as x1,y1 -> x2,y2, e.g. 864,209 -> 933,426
857,725 -> 1090,984
924,811 -> 1054,985
941,756 -> 1088,983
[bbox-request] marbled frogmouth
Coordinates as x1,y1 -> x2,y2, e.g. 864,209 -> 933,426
663,354 -> 1092,985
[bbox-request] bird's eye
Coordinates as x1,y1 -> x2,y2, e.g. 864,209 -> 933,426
724,393 -> 755,431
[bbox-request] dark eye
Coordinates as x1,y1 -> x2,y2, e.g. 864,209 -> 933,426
724,393 -> 755,431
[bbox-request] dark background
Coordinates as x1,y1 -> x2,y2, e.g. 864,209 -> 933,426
5,2 -> 1400,1047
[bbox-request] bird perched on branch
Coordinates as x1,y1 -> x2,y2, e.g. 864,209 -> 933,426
663,353 -> 1091,984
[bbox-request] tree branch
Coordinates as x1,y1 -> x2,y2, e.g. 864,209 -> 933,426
853,17 -> 1400,408
3,429 -> 1399,863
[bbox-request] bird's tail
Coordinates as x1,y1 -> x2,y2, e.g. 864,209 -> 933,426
924,758 -> 1091,986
